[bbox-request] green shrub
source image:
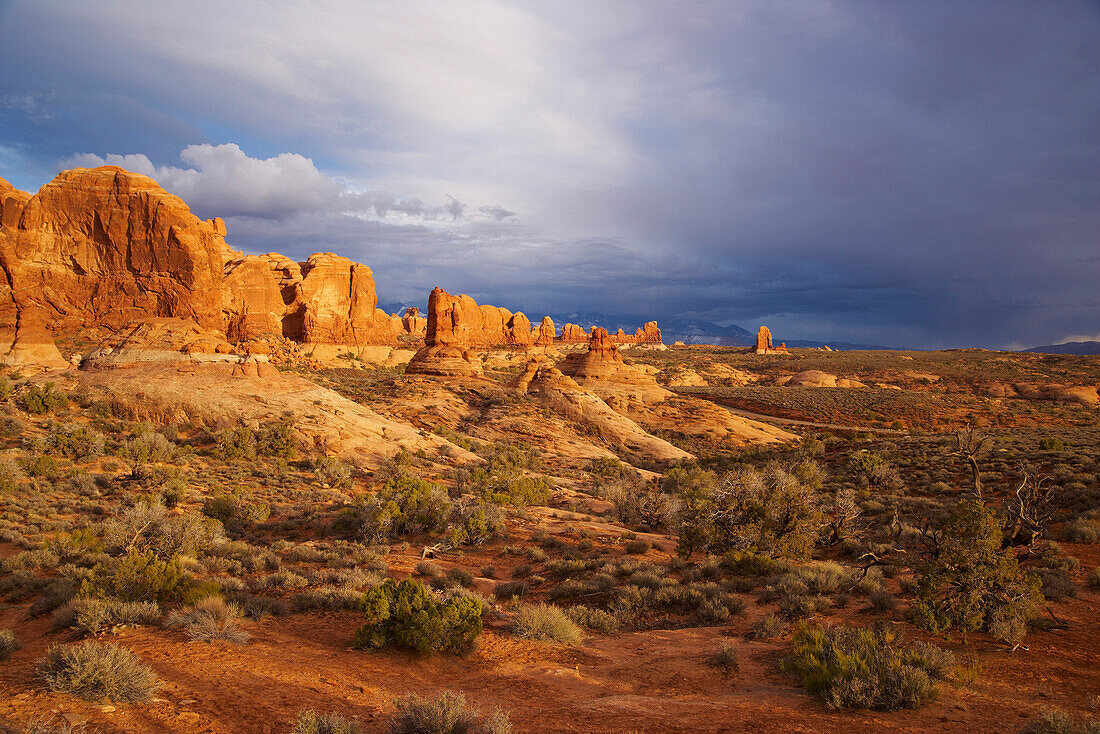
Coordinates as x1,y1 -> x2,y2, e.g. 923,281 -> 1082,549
510,603 -> 582,644
494,581 -> 527,600
354,578 -> 482,655
292,711 -> 365,734
1037,438 -> 1065,452
36,641 -> 160,702
0,628 -> 20,660
911,499 -> 1042,646
82,548 -> 184,603
354,476 -> 452,543
47,423 -> 105,460
387,691 -> 511,734
785,623 -> 955,711
17,383 -> 68,415
118,431 -> 176,463
20,454 -> 59,478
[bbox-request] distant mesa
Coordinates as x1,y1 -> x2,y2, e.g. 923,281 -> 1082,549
753,325 -> 789,355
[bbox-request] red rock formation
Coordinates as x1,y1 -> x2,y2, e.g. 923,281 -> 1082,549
0,167 -> 401,365
559,323 -> 587,342
402,307 -> 427,336
506,312 -> 534,347
534,316 -> 556,346
405,287 -> 486,377
633,321 -> 663,344
0,167 -> 230,342
557,327 -> 626,382
753,325 -> 788,355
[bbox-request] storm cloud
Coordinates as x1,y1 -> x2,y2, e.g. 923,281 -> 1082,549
1,1 -> 1097,348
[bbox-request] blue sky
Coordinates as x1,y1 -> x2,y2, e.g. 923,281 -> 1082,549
1,1 -> 1098,348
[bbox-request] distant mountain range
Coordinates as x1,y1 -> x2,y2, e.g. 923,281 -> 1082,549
382,302 -> 891,351
1024,341 -> 1100,355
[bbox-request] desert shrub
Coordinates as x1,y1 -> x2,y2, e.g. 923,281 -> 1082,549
674,464 -> 822,559
36,641 -> 160,702
785,623 -> 955,711
1038,438 -> 1065,452
315,456 -> 352,489
511,603 -> 582,644
201,491 -> 269,528
118,431 -> 176,463
494,580 -> 527,600
417,561 -> 443,577
105,500 -> 224,558
1021,709 -> 1100,734
448,500 -> 506,547
850,450 -> 902,491
292,711 -> 365,734
0,457 -> 25,493
82,548 -> 184,603
257,417 -> 298,458
0,628 -> 20,660
293,585 -> 363,611
47,423 -> 104,460
17,383 -> 68,415
911,499 -> 1042,646
20,454 -> 58,478
1060,518 -> 1100,543
354,476 -> 452,543
387,691 -> 511,734
354,578 -> 482,655
165,597 -> 249,644
54,598 -> 160,635
708,641 -> 739,673
748,613 -> 785,640
565,605 -> 619,633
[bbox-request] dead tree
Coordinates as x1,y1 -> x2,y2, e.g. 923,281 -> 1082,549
954,425 -> 993,499
1003,472 -> 1061,548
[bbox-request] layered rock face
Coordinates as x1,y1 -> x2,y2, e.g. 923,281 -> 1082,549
0,167 -> 401,366
559,321 -> 662,345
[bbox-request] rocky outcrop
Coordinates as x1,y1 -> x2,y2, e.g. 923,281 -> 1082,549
777,370 -> 865,388
506,312 -> 534,347
557,328 -> 625,382
560,323 -> 587,342
81,318 -> 245,368
0,167 -> 403,367
402,307 -> 427,337
0,167 -> 230,348
753,325 -> 789,355
405,287 -> 487,377
633,321 -> 663,344
984,382 -> 1099,407
222,251 -> 399,346
534,316 -> 556,347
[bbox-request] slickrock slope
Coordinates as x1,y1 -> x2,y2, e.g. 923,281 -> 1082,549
0,167 -> 400,367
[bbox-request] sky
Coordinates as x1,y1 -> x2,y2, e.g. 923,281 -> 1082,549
1,1 -> 1098,349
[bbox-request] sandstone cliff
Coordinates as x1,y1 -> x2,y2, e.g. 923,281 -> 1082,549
0,167 -> 400,366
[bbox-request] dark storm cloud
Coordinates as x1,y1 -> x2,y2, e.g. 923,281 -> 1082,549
0,0 -> 1097,348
